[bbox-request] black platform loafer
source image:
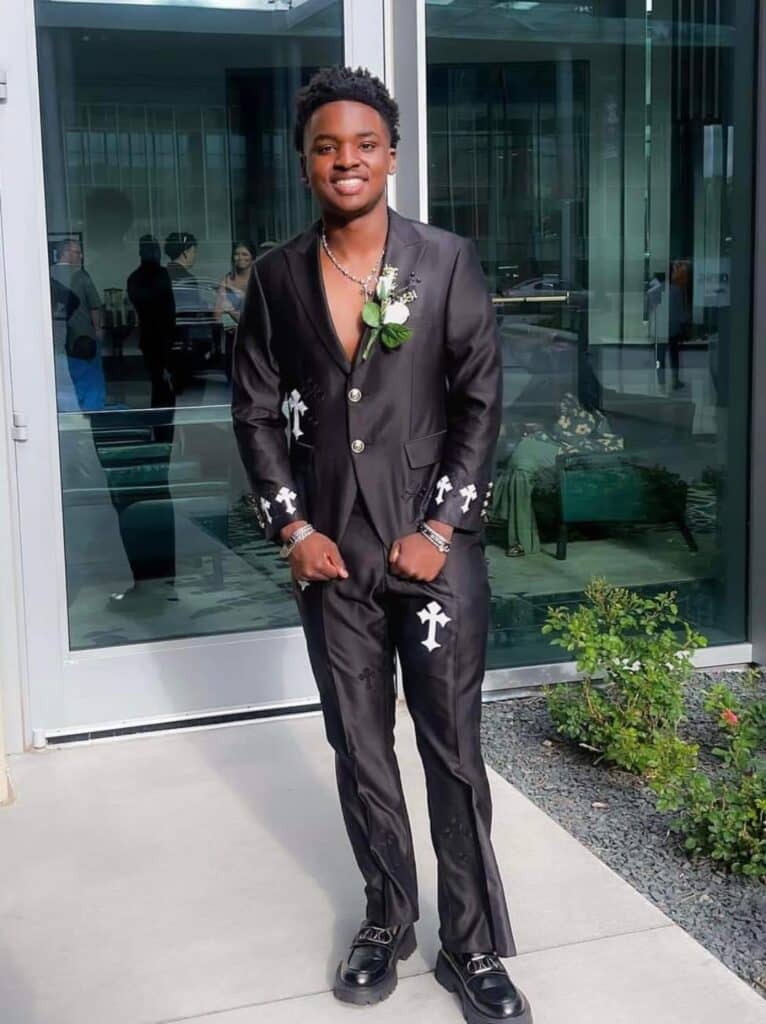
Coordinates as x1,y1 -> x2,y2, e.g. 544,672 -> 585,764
435,948 -> 533,1023
333,920 -> 417,1006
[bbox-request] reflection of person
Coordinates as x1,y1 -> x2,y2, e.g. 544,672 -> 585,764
215,241 -> 255,381
215,240 -> 255,325
232,67 -> 530,1022
127,235 -> 176,411
50,275 -> 80,338
649,260 -> 691,391
50,238 -> 107,411
50,276 -> 82,412
105,235 -> 177,610
165,230 -> 199,302
165,231 -> 203,393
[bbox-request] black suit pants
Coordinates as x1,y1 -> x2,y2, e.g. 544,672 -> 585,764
294,493 -> 516,956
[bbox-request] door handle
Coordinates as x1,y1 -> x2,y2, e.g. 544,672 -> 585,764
11,412 -> 28,442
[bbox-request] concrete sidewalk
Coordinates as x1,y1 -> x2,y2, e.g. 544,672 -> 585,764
1,704 -> 764,1024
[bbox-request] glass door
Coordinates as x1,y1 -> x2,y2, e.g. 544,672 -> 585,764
2,0 -> 350,738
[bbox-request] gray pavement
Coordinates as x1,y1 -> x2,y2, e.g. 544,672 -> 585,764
1,703 -> 764,1024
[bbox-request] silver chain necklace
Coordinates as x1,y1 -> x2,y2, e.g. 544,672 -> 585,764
320,227 -> 385,300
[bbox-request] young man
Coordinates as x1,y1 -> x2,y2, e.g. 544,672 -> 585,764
232,66 -> 533,1024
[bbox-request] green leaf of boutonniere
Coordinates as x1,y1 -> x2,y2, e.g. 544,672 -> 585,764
380,324 -> 412,350
362,301 -> 381,328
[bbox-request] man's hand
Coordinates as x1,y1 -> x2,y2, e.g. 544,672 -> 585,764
389,520 -> 453,582
280,522 -> 348,581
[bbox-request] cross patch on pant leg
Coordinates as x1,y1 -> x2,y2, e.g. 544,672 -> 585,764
417,600 -> 451,652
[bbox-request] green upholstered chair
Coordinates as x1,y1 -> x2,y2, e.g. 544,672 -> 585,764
555,451 -> 697,560
96,443 -> 174,467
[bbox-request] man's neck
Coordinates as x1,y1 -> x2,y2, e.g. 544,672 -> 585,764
321,198 -> 389,261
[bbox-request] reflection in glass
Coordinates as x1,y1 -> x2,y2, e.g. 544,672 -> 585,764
36,0 -> 343,649
426,0 -> 754,666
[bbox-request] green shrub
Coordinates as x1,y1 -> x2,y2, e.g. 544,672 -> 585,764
542,577 -> 706,776
542,580 -> 765,876
650,674 -> 766,878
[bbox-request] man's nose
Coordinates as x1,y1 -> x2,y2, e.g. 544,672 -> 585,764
334,144 -> 360,168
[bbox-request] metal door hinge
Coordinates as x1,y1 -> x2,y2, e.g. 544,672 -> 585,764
0,71 -> 7,103
11,412 -> 28,442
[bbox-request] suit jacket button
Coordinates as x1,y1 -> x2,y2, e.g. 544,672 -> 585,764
348,387 -> 362,403
351,439 -> 365,454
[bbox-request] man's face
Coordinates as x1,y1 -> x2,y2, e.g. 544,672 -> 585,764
302,100 -> 396,219
60,241 -> 82,267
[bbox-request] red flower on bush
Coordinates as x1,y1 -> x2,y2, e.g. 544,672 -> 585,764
721,708 -> 739,727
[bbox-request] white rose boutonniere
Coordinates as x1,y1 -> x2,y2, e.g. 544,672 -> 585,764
360,265 -> 417,361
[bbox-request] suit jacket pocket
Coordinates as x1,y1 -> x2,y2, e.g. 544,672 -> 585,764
404,429 -> 447,469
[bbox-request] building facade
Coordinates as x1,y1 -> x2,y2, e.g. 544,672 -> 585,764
0,0 -> 763,754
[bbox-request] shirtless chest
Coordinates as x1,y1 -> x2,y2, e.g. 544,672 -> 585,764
319,249 -> 369,366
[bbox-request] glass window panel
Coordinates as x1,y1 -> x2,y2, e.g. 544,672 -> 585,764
426,0 -> 755,666
35,0 -> 343,650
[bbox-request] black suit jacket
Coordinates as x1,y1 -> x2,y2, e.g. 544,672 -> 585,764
231,208 -> 502,547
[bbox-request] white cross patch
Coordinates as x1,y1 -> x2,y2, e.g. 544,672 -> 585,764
259,496 -> 272,524
459,484 -> 478,513
434,475 -> 453,505
275,486 -> 297,515
417,600 -> 451,652
288,389 -> 307,440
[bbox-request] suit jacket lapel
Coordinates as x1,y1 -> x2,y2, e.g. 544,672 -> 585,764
283,209 -> 428,376
354,208 -> 428,373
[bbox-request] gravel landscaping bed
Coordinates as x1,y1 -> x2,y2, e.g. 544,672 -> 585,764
481,670 -> 766,996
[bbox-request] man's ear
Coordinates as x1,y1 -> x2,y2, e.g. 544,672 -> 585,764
388,148 -> 397,175
299,153 -> 308,184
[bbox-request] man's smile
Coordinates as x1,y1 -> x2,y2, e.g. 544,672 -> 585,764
331,176 -> 367,195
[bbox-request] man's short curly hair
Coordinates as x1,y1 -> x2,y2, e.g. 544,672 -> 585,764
294,65 -> 400,152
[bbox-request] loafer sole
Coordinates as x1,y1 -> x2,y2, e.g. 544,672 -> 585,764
435,949 -> 534,1023
333,925 -> 417,1005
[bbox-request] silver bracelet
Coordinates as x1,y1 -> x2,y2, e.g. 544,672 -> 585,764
418,520 -> 451,554
279,523 -> 316,559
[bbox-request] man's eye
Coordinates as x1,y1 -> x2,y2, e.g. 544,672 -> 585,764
317,144 -> 334,154
360,142 -> 376,151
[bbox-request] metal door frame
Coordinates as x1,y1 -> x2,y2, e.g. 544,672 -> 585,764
0,0 -> 387,749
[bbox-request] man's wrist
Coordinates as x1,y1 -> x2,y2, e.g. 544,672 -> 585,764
426,519 -> 454,542
279,522 -> 316,559
280,520 -> 309,543
419,520 -> 452,554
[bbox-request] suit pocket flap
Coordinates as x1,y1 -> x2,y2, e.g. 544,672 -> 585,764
404,429 -> 447,469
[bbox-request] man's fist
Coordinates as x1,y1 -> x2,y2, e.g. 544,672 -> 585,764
289,531 -> 349,582
389,522 -> 452,582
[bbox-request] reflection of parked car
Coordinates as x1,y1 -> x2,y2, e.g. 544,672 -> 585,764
500,276 -> 590,308
498,322 -> 580,371
170,276 -> 225,384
